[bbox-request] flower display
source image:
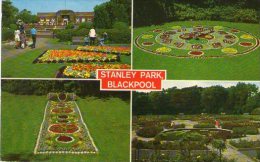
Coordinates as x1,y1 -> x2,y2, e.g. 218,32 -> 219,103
34,94 -> 98,154
76,46 -> 131,55
136,25 -> 259,58
62,63 -> 131,78
156,47 -> 171,53
239,42 -> 253,47
142,42 -> 154,46
240,34 -> 254,40
188,51 -> 204,56
35,50 -> 119,63
142,34 -> 154,39
221,48 -> 238,54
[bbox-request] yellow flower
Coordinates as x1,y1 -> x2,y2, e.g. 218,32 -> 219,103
240,34 -> 254,39
142,34 -> 154,39
222,48 -> 238,54
156,47 -> 171,53
214,26 -> 223,31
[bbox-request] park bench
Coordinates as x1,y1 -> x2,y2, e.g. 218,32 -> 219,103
72,36 -> 84,45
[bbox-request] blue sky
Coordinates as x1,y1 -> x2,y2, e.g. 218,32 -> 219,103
10,0 -> 109,14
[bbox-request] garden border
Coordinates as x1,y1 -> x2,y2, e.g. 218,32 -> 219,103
34,94 -> 99,154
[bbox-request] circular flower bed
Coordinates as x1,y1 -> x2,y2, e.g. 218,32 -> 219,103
156,47 -> 171,53
142,35 -> 153,39
58,93 -> 67,101
240,34 -> 254,39
221,48 -> 238,54
188,51 -> 204,56
51,108 -> 74,114
230,29 -> 240,33
239,42 -> 253,47
142,42 -> 154,46
56,135 -> 74,143
49,124 -> 79,134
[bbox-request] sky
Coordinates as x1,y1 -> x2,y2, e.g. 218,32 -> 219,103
10,0 -> 109,14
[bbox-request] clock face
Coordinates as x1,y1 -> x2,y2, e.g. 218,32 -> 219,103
135,26 -> 259,58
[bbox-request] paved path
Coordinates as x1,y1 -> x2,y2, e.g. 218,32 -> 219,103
1,38 -> 76,61
208,143 -> 255,162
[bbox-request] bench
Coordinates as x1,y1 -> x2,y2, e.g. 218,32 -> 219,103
72,36 -> 84,45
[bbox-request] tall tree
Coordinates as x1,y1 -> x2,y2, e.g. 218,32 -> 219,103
2,0 -> 19,27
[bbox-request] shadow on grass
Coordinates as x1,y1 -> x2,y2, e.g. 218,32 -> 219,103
1,153 -> 50,161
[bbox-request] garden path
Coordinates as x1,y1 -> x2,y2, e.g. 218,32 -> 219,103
132,131 -> 154,142
172,120 -> 198,128
208,144 -> 254,162
1,38 -> 77,61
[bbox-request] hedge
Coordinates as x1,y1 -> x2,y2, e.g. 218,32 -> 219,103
136,126 -> 163,138
2,28 -> 14,41
251,108 -> 260,115
193,123 -> 215,128
54,28 -> 131,44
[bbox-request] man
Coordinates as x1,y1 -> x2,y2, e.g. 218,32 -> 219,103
89,27 -> 96,46
30,26 -> 37,48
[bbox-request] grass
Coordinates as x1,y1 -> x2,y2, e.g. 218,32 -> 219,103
133,21 -> 260,80
1,92 -> 130,162
1,42 -> 131,78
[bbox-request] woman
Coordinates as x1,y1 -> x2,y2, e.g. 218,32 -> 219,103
89,27 -> 96,46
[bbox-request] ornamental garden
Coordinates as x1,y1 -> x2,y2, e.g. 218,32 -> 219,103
136,25 -> 259,58
34,93 -> 98,154
1,80 -> 130,161
132,82 -> 260,162
33,46 -> 131,79
133,21 -> 260,80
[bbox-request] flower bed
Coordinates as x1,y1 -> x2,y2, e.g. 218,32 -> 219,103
34,50 -> 119,63
230,140 -> 260,149
76,46 -> 131,55
61,63 -> 131,78
34,93 -> 98,154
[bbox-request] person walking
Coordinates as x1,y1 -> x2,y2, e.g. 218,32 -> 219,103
30,26 -> 37,48
89,27 -> 96,46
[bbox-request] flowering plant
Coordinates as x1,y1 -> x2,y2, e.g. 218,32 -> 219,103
34,95 -> 98,154
76,46 -> 131,55
36,50 -> 119,63
63,63 -> 131,78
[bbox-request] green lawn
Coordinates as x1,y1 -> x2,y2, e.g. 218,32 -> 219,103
2,46 -> 131,78
1,92 -> 130,162
133,21 -> 260,80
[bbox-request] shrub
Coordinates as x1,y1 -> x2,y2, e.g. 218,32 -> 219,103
193,123 -> 215,128
233,127 -> 259,137
251,108 -> 260,115
113,21 -> 128,30
136,126 -> 163,138
211,130 -> 232,140
78,22 -> 93,29
2,27 -> 14,41
230,139 -> 260,148
156,131 -> 203,141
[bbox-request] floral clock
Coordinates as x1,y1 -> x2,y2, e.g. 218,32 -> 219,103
135,25 -> 259,58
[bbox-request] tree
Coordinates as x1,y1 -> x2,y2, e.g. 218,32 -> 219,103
2,0 -> 19,27
201,86 -> 228,113
16,9 -> 39,24
212,139 -> 226,162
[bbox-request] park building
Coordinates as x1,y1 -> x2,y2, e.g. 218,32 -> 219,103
37,10 -> 94,26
